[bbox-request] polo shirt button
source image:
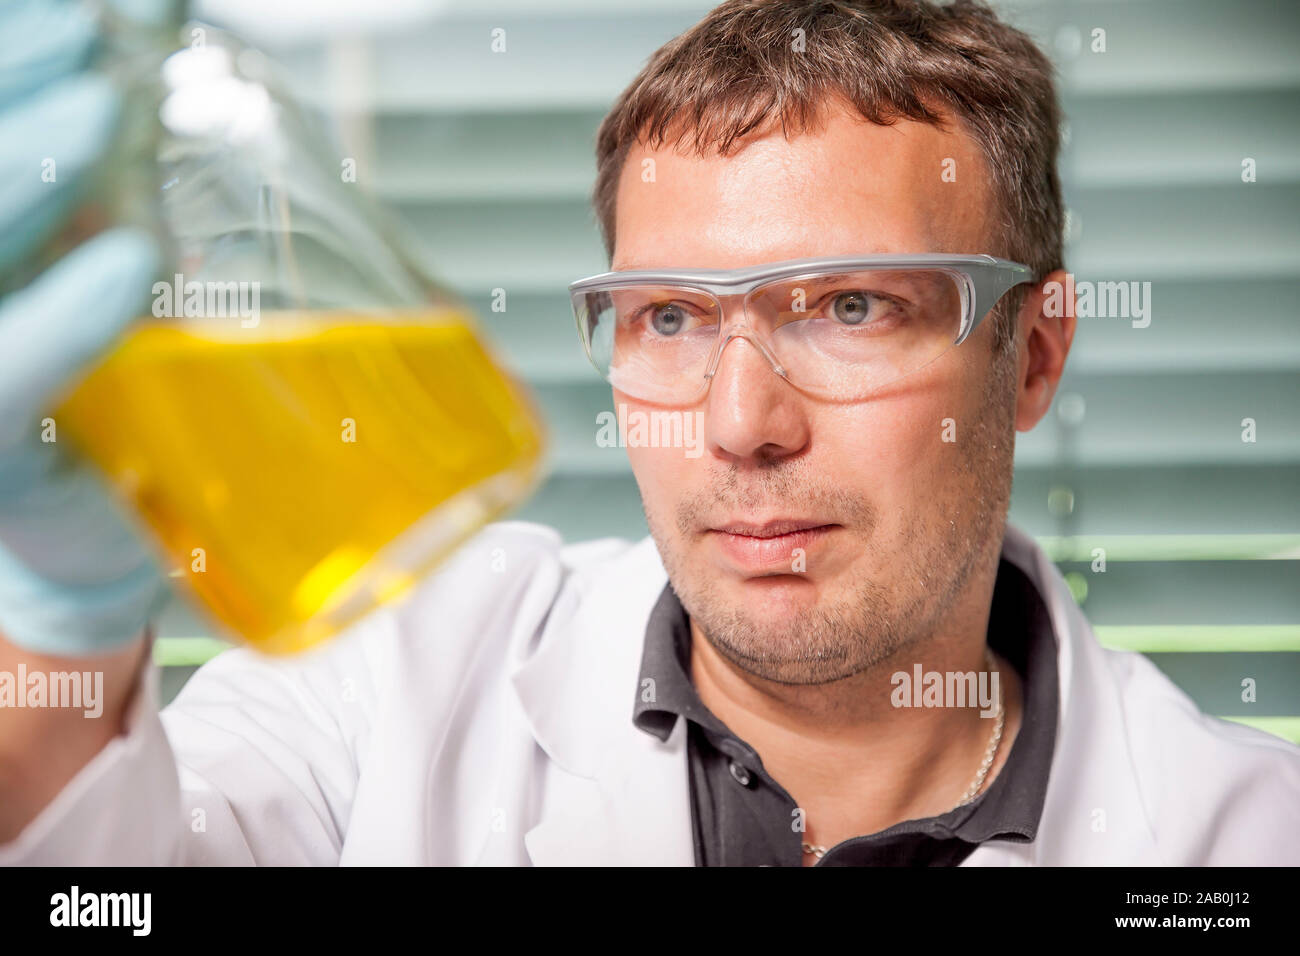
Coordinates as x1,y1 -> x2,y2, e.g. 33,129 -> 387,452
728,760 -> 751,787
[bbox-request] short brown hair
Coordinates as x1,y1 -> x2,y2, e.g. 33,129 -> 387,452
592,0 -> 1063,350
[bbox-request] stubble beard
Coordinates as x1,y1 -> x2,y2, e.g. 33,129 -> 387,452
642,346 -> 1020,687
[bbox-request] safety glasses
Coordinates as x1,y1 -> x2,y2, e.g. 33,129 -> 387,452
570,254 -> 1034,403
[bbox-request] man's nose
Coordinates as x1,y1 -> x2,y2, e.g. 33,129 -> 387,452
703,330 -> 810,463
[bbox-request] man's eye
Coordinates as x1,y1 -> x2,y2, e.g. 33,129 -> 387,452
648,303 -> 691,335
829,291 -> 882,325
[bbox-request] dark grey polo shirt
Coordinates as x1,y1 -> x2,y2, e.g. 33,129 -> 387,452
632,557 -> 1059,866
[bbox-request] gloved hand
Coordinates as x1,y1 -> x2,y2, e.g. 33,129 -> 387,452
0,0 -> 171,655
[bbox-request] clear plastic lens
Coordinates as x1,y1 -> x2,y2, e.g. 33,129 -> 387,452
579,269 -> 968,402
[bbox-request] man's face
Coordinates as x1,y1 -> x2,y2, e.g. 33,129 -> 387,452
612,102 -> 1021,685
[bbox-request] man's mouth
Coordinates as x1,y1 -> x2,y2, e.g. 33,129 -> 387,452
706,519 -> 839,571
712,519 -> 833,538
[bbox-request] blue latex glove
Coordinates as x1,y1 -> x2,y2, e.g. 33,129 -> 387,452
0,0 -> 171,655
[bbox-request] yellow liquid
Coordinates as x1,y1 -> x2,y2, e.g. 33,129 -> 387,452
52,312 -> 546,654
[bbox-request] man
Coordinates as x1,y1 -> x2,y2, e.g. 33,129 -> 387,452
1,0 -> 1297,866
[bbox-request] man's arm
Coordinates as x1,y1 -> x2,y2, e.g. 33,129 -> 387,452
0,614 -> 380,865
0,631 -> 147,842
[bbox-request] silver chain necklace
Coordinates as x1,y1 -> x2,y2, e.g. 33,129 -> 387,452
801,647 -> 1006,860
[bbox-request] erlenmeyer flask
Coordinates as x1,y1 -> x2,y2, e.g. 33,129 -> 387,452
49,23 -> 546,654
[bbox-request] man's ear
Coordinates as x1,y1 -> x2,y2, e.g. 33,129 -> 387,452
1014,267 -> 1075,432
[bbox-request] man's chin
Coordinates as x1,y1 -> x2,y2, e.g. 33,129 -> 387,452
702,568 -> 830,623
670,550 -> 915,684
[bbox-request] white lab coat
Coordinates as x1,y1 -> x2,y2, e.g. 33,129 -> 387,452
3,521 -> 1299,865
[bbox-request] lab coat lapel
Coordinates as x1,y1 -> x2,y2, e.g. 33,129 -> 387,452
993,526 -> 1162,864
520,717 -> 694,867
512,536 -> 695,866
